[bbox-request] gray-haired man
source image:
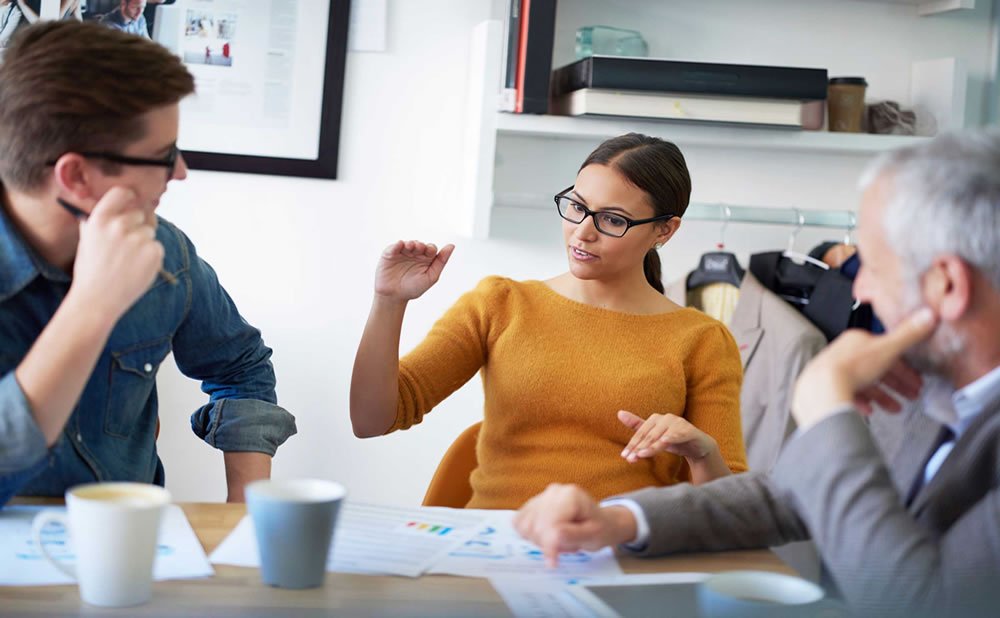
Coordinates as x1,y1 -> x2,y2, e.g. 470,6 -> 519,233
514,131 -> 1000,618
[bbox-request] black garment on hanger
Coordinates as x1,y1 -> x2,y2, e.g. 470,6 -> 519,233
687,251 -> 745,290
749,251 -> 823,305
840,253 -> 883,334
805,242 -> 883,335
749,251 -> 856,341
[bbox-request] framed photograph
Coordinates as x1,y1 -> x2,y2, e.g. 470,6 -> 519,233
2,0 -> 351,179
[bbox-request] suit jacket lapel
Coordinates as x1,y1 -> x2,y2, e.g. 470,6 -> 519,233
895,403 -> 947,506
736,329 -> 764,368
729,273 -> 765,369
909,401 -> 998,514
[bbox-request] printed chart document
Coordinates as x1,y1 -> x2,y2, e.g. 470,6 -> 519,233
428,510 -> 623,579
0,505 -> 214,586
209,502 -> 487,578
491,577 -> 600,618
491,573 -> 710,618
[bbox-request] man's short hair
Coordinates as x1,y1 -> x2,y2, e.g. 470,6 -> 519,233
860,130 -> 1000,292
0,20 -> 195,191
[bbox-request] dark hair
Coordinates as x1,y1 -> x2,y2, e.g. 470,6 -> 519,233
0,20 -> 196,191
579,133 -> 691,294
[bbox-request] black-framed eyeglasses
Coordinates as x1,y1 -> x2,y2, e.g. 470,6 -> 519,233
47,144 -> 181,179
554,186 -> 676,238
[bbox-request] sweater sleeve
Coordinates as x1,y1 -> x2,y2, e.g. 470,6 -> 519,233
683,322 -> 748,473
388,277 -> 507,433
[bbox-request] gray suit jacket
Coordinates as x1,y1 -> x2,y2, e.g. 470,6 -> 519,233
623,400 -> 1000,616
667,273 -> 826,472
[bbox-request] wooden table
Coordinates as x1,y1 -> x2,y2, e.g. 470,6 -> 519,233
1,503 -> 797,617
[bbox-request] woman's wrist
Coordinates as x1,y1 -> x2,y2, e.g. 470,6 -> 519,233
685,438 -> 731,484
685,435 -> 719,462
371,294 -> 409,319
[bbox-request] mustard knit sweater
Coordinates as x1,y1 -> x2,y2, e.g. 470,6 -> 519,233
392,277 -> 747,509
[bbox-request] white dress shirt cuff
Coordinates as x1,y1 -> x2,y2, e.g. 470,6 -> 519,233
600,498 -> 650,550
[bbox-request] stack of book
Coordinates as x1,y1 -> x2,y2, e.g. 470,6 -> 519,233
550,56 -> 829,129
499,0 -> 558,114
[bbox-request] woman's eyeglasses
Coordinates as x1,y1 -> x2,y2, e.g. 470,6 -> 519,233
554,186 -> 675,238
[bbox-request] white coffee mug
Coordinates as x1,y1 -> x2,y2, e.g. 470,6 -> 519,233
31,482 -> 170,607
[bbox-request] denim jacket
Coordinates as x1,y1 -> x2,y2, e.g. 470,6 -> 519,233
0,206 -> 297,506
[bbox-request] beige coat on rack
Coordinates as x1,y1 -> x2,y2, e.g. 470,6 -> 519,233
666,271 -> 826,473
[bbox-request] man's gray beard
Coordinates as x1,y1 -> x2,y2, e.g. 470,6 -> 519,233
916,374 -> 959,426
898,285 -> 965,426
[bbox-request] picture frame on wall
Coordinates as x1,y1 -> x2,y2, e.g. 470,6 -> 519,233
0,0 -> 351,180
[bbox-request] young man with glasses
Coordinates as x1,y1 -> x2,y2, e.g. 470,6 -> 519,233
0,20 -> 296,506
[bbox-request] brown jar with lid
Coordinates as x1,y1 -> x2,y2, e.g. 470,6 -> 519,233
828,77 -> 868,132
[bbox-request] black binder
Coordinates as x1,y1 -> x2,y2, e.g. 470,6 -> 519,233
552,56 -> 828,101
516,0 -> 558,114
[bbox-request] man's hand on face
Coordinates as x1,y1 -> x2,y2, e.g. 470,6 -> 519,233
513,483 -> 638,568
791,308 -> 938,431
68,186 -> 164,321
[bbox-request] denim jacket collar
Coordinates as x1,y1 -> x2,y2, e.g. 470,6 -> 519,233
0,199 -> 71,302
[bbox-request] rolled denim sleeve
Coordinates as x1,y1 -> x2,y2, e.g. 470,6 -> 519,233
190,398 -> 295,455
0,372 -> 48,472
0,372 -> 50,505
165,222 -> 296,455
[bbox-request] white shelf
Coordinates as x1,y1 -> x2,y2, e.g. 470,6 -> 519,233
496,113 -> 930,155
461,5 -> 977,240
853,0 -> 975,16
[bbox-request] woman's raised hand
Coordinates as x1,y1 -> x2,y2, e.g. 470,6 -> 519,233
374,240 -> 455,301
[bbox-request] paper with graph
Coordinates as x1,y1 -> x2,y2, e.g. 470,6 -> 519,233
427,509 -> 623,579
0,505 -> 213,586
209,501 -> 487,577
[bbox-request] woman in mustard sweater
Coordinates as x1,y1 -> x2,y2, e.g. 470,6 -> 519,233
351,133 -> 747,509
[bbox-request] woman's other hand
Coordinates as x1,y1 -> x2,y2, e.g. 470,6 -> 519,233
617,410 -> 719,463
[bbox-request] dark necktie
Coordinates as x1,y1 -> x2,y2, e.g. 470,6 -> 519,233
905,425 -> 956,507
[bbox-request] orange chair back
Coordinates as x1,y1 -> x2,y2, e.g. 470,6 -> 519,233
422,422 -> 481,508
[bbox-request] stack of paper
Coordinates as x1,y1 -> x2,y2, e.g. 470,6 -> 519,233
209,502 -> 489,578
208,502 -> 622,580
0,505 -> 214,586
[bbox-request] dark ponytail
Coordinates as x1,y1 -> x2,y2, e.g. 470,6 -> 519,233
579,133 -> 691,294
643,250 -> 665,294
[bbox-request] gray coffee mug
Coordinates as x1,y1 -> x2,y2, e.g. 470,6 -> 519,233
246,479 -> 346,589
698,570 -> 824,618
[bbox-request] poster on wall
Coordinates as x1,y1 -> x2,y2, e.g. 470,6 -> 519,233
0,0 -> 350,179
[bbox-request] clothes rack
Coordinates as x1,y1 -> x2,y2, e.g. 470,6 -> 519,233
684,203 -> 856,231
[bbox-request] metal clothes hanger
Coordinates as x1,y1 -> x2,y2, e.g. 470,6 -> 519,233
781,209 -> 830,270
844,211 -> 857,246
687,205 -> 745,289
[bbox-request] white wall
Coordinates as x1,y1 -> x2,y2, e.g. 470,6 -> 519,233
155,0 -> 998,505
157,0 -> 525,504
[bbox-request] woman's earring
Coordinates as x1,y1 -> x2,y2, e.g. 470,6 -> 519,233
653,242 -> 664,250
